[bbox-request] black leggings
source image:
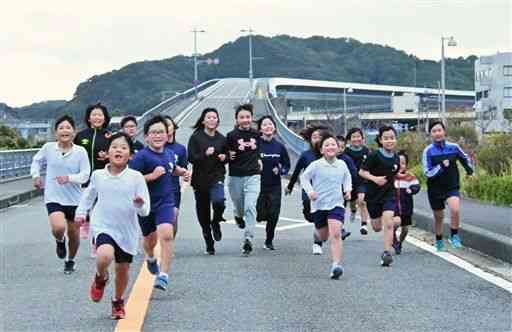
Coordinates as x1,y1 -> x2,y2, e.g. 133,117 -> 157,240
256,189 -> 282,244
194,185 -> 225,249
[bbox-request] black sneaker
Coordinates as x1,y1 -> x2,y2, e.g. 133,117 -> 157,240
211,222 -> 222,241
235,217 -> 246,229
381,251 -> 393,267
56,239 -> 66,259
205,249 -> 215,255
64,260 -> 76,274
263,242 -> 275,250
341,229 -> 351,241
241,239 -> 252,256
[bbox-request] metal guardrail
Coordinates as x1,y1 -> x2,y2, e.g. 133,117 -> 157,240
0,149 -> 40,181
0,80 -> 221,181
264,92 -> 308,155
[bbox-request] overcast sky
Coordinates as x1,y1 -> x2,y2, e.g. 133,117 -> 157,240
1,0 -> 510,106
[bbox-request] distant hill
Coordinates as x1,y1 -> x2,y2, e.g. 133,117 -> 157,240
10,35 -> 477,121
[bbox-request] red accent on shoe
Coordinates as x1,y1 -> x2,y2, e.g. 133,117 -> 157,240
111,299 -> 126,320
89,273 -> 108,303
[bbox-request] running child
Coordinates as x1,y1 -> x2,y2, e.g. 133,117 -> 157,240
163,115 -> 188,237
336,135 -> 358,240
129,115 -> 191,290
227,103 -> 261,256
285,126 -> 326,255
188,108 -> 228,255
392,151 -> 421,255
301,134 -> 352,279
359,126 -> 400,266
120,116 -> 144,153
256,116 -> 291,250
422,121 -> 473,251
75,132 -> 150,319
30,115 -> 91,274
345,128 -> 371,235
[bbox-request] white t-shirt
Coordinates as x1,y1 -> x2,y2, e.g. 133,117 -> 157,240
76,165 -> 150,255
301,157 -> 352,212
30,142 -> 90,205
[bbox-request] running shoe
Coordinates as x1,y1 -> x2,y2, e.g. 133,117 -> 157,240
330,264 -> 344,280
341,229 -> 351,241
154,275 -> 168,291
212,221 -> 222,241
448,234 -> 462,249
312,243 -> 323,255
380,251 -> 393,267
435,239 -> 446,252
263,242 -> 275,250
64,260 -> 76,274
146,259 -> 160,275
241,239 -> 252,256
56,239 -> 66,259
205,245 -> 215,255
111,299 -> 126,320
235,216 -> 246,229
392,241 -> 402,255
360,224 -> 368,235
90,272 -> 109,302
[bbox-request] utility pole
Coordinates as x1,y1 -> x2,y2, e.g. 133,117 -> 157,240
192,28 -> 206,98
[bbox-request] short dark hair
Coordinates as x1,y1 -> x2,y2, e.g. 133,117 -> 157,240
84,103 -> 111,129
143,115 -> 168,135
346,127 -> 364,141
376,125 -> 397,147
108,132 -> 134,155
54,115 -> 75,130
429,120 -> 445,133
162,115 -> 179,142
319,133 -> 338,151
120,116 -> 137,128
257,115 -> 276,131
335,134 -> 345,143
398,150 -> 409,165
192,108 -> 219,130
235,103 -> 254,118
300,125 -> 328,142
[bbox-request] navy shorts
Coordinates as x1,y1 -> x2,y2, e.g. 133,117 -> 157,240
172,190 -> 182,209
95,233 -> 133,263
312,207 -> 345,229
428,189 -> 460,210
367,198 -> 397,220
138,203 -> 175,237
46,203 -> 77,221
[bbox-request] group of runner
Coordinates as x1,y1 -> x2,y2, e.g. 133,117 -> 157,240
30,102 -> 473,319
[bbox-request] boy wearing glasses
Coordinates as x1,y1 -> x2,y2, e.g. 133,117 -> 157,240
129,116 -> 191,291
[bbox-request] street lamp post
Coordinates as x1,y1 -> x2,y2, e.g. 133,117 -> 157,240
192,28 -> 206,99
241,28 -> 255,96
343,87 -> 353,136
441,36 -> 457,124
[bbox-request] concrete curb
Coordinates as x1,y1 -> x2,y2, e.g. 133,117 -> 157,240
413,209 -> 512,264
0,189 -> 43,210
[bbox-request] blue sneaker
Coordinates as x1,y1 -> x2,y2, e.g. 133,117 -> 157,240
154,275 -> 168,291
448,234 -> 462,248
435,239 -> 446,252
380,251 -> 393,267
146,259 -> 159,275
330,265 -> 344,279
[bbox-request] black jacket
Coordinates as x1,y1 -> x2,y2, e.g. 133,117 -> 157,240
188,129 -> 227,190
74,128 -> 111,173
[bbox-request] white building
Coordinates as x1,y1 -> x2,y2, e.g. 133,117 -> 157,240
475,52 -> 512,133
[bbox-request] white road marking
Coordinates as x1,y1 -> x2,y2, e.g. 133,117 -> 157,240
405,235 -> 512,293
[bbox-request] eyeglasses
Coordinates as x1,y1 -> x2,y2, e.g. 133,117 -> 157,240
148,130 -> 167,136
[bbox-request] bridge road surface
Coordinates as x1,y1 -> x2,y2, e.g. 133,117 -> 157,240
1,78 -> 511,332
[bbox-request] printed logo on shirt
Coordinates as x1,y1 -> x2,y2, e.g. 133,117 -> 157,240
237,138 -> 257,151
168,162 -> 175,173
261,153 -> 280,158
104,132 -> 112,139
81,138 -> 90,145
392,164 -> 398,171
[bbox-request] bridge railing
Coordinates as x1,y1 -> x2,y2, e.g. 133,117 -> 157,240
0,149 -> 40,181
264,93 -> 308,155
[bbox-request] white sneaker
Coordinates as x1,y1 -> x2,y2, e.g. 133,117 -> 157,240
312,243 -> 323,255
360,225 -> 368,235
